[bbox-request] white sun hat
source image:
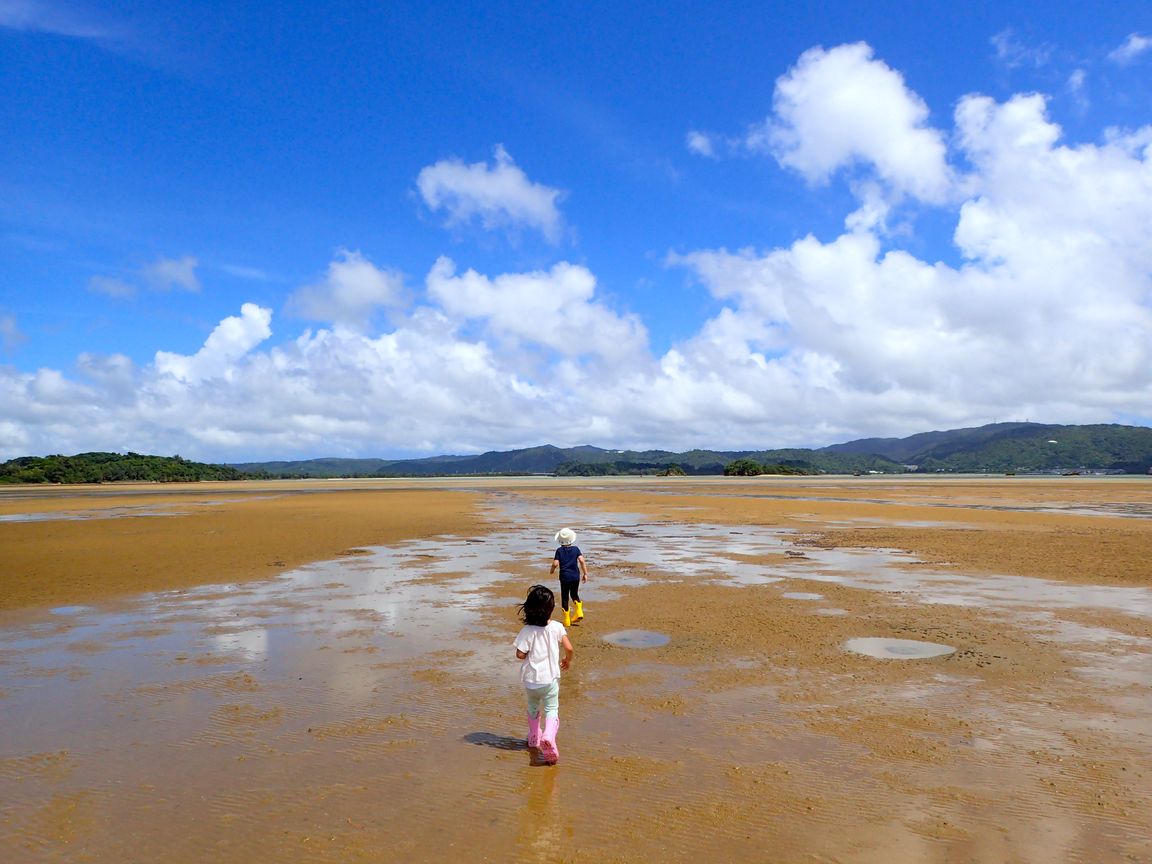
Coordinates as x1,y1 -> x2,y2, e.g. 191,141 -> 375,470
555,527 -> 577,546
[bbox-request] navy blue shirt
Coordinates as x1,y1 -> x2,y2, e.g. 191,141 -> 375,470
554,545 -> 582,582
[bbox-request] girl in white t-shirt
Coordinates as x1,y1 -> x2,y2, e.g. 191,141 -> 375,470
514,584 -> 574,764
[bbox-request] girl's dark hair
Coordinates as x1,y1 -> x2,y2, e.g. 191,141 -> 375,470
518,584 -> 555,627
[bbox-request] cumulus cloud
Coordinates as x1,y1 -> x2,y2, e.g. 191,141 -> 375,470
425,257 -> 648,363
286,250 -> 405,331
1108,33 -> 1152,65
154,303 -> 272,384
670,91 -> 1152,438
2,43 -> 1151,461
141,255 -> 201,292
416,145 -> 565,242
750,42 -> 952,205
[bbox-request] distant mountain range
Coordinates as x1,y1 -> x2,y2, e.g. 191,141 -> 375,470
229,422 -> 1152,478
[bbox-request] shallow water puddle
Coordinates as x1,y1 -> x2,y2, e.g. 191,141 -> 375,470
843,637 -> 957,659
602,629 -> 670,648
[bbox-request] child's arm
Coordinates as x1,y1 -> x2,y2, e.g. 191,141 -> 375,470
578,553 -> 588,582
559,634 -> 574,670
548,556 -> 558,577
516,649 -> 528,660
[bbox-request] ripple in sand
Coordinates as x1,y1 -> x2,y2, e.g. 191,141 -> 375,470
844,637 -> 956,660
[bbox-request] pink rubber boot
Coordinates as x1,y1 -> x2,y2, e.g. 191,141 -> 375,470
526,712 -> 541,748
539,717 -> 560,764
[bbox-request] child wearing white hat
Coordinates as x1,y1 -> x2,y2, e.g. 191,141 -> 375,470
548,527 -> 588,627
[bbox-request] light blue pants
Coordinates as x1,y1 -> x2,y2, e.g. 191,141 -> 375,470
524,680 -> 560,719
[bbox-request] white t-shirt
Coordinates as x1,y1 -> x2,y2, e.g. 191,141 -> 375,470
514,620 -> 567,688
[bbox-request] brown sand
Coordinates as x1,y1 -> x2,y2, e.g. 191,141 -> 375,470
0,482 -> 482,610
1,476 -> 1150,863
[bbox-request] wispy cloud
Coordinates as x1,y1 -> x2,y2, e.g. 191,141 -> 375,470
1066,69 -> 1089,111
0,0 -> 125,43
141,255 -> 200,292
88,275 -> 135,298
0,314 -> 27,353
1108,33 -> 1152,65
88,255 -> 201,299
220,264 -> 274,282
991,29 -> 1053,69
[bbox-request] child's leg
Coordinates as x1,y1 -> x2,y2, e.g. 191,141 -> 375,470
525,686 -> 544,747
570,583 -> 583,621
538,681 -> 561,764
559,581 -> 573,626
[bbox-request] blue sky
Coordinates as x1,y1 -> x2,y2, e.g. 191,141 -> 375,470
2,1 -> 1151,461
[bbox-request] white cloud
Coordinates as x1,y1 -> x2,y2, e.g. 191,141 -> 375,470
416,145 -> 565,242
286,250 -> 405,331
669,92 -> 1152,438
141,255 -> 201,292
2,45 -> 1151,461
1108,33 -> 1152,65
154,303 -> 272,384
425,257 -> 648,363
685,130 -> 718,158
750,42 -> 952,204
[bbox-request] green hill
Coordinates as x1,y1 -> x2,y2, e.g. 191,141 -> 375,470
8,423 -> 1148,484
824,422 -> 1152,473
0,452 -> 261,484
232,422 -> 1152,478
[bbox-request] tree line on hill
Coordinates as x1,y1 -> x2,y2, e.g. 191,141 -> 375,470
722,459 -> 816,476
3,423 -> 1150,484
0,452 -> 263,484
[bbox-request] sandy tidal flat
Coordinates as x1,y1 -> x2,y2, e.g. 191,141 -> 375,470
1,476 -> 1150,862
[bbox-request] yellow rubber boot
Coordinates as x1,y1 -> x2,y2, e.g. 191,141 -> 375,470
563,608 -> 571,627
574,601 -> 584,622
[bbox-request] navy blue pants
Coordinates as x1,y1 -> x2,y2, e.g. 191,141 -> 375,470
559,579 -> 581,611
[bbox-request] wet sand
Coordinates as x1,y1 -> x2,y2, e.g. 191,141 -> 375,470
0,481 -> 483,610
1,476 -> 1150,862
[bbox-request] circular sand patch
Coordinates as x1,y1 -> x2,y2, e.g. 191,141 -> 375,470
843,637 -> 956,660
